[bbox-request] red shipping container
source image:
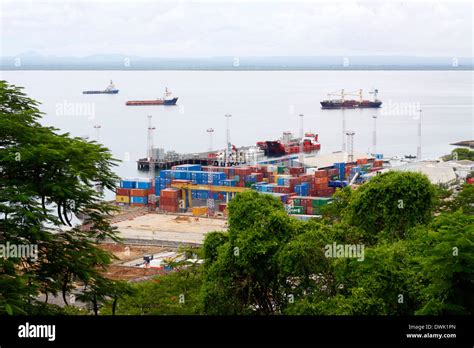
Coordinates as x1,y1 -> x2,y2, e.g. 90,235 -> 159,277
327,168 -> 339,177
373,160 -> 383,167
234,167 -> 252,177
314,177 -> 329,184
306,206 -> 313,215
116,188 -> 130,196
315,170 -> 328,178
130,189 -> 148,197
357,158 -> 368,165
314,183 -> 329,190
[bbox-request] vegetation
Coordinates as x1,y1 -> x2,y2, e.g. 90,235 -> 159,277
444,147 -> 474,161
0,81 -> 130,314
1,81 -> 472,316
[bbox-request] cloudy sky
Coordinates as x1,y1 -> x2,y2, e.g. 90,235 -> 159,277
1,0 -> 472,57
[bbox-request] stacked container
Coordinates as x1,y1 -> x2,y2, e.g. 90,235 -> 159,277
159,188 -> 180,212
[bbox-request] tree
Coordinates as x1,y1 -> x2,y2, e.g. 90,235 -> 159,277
0,80 -> 124,314
201,191 -> 298,314
347,171 -> 436,240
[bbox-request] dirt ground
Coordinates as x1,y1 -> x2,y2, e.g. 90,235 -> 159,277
112,213 -> 228,244
102,265 -> 165,281
99,243 -> 171,263
98,244 -> 172,281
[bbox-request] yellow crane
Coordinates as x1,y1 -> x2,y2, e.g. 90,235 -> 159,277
170,182 -> 250,208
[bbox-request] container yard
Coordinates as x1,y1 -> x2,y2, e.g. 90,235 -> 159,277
115,155 -> 386,218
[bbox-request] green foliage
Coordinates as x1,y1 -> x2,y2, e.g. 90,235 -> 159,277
102,269 -> 203,315
348,171 -> 436,240
0,80 -> 125,314
450,148 -> 474,161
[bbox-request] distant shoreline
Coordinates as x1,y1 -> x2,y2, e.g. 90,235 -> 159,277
1,67 -> 472,71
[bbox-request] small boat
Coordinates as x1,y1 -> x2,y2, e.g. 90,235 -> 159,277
83,80 -> 119,94
126,88 -> 178,106
404,155 -> 417,159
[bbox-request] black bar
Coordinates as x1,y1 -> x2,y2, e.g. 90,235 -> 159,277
0,316 -> 472,346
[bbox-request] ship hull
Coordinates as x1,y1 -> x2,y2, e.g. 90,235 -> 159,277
321,100 -> 382,109
126,97 -> 178,106
83,90 -> 119,94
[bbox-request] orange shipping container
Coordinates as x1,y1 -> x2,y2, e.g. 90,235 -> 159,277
314,177 -> 329,184
130,189 -> 148,197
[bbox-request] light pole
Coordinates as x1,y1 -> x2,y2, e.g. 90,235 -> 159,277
346,131 -> 355,163
147,115 -> 156,180
206,128 -> 214,152
417,109 -> 422,160
224,114 -> 232,166
372,115 -> 377,155
93,124 -> 101,142
298,114 -> 304,166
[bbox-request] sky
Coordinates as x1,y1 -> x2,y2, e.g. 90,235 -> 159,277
0,0 -> 472,58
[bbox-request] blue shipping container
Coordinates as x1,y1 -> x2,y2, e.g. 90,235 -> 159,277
131,196 -> 148,204
120,178 -> 137,189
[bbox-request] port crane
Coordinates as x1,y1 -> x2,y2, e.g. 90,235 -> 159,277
326,88 -> 379,102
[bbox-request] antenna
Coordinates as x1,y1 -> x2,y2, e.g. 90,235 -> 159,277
346,131 -> 355,163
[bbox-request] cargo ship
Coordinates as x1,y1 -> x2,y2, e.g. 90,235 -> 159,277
83,80 -> 119,94
257,132 -> 321,157
126,88 -> 178,106
320,89 -> 382,109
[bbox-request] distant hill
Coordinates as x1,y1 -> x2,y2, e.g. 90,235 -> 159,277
1,53 -> 472,70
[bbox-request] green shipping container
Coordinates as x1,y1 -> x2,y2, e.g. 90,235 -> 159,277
312,197 -> 332,208
245,182 -> 253,188
293,198 -> 301,205
288,206 -> 304,214
330,175 -> 339,180
277,166 -> 285,174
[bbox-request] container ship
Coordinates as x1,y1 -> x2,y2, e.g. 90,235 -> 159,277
257,132 -> 321,157
83,80 -> 119,94
126,88 -> 178,106
320,89 -> 382,109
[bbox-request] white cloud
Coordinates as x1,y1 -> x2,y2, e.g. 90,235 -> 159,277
0,0 -> 472,57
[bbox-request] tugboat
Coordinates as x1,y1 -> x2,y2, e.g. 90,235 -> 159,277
126,88 -> 178,106
83,80 -> 119,94
321,89 -> 382,109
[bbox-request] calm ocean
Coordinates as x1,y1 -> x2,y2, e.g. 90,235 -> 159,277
1,70 -> 472,180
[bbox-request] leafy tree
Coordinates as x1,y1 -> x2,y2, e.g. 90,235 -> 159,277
347,171 -> 436,240
102,270 -> 203,315
413,211 -> 474,314
0,81 -> 123,314
201,191 -> 298,314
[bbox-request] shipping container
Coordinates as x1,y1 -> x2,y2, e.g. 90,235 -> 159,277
136,178 -> 153,189
130,189 -> 148,197
116,188 -> 131,196
131,196 -> 148,204
120,178 -> 137,189
115,195 -> 130,203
